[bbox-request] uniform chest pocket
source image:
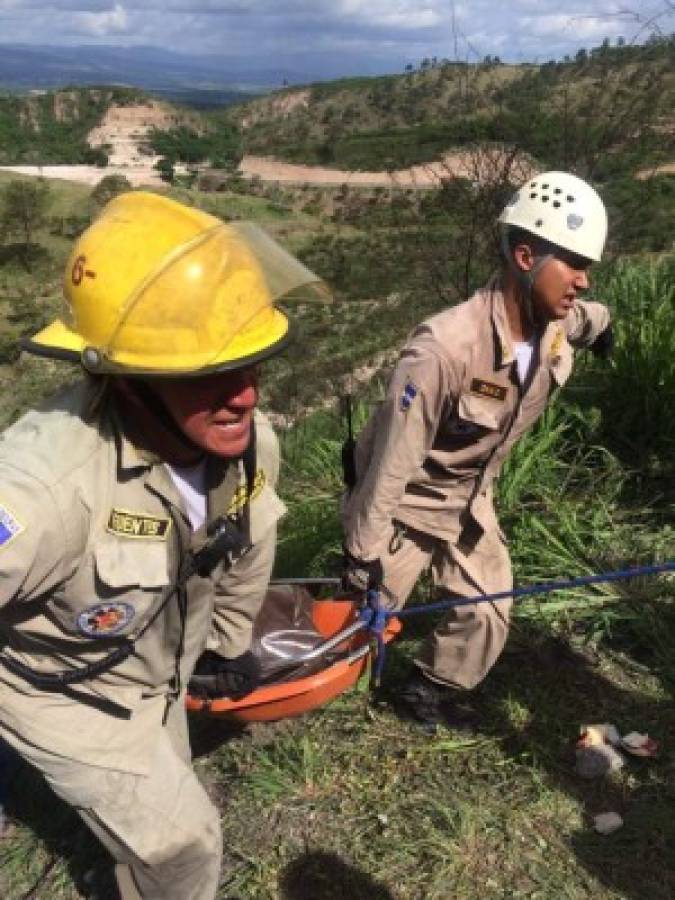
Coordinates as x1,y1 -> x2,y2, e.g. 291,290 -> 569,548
52,539 -> 173,639
440,393 -> 503,444
94,539 -> 171,592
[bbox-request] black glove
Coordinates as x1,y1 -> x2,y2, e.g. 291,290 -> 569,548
342,548 -> 383,594
589,324 -> 614,359
189,650 -> 261,701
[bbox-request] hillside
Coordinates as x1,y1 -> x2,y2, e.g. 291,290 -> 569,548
229,37 -> 675,177
0,86 -> 190,166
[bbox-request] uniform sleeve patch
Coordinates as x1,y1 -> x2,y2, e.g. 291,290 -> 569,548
228,469 -> 266,515
107,509 -> 171,539
399,377 -> 418,412
0,503 -> 25,548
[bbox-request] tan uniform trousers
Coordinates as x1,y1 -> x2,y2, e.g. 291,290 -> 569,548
2,697 -> 221,900
379,522 -> 513,690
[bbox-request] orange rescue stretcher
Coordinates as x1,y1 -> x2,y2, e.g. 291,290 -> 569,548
186,580 -> 401,722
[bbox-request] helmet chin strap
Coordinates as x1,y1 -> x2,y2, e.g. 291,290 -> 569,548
500,231 -> 554,330
113,378 -> 207,466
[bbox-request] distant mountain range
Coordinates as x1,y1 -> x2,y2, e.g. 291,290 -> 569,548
0,44 -> 309,106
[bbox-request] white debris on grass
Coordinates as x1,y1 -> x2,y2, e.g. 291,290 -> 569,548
575,744 -> 625,778
593,812 -> 624,835
620,732 -> 659,757
574,722 -> 659,778
577,723 -> 621,748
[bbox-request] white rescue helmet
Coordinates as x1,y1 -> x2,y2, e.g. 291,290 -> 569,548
498,171 -> 608,262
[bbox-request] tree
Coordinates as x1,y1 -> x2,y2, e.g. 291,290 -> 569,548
0,178 -> 52,255
90,173 -> 132,209
82,146 -> 109,167
148,123 -> 243,174
154,157 -> 175,184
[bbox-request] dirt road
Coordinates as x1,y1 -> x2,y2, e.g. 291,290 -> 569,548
0,164 -> 162,187
0,151 -> 494,192
0,154 -> 466,191
239,152 -> 482,187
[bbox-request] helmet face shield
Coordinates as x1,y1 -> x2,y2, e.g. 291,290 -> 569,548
25,193 -> 329,375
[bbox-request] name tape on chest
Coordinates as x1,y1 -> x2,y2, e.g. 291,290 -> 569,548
470,378 -> 507,402
228,469 -> 266,515
107,509 -> 171,540
0,502 -> 25,549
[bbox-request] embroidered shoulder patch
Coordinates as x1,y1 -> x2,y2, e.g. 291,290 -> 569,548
78,602 -> 135,638
0,503 -> 25,548
549,327 -> 565,361
107,509 -> 171,540
228,469 -> 266,515
470,378 -> 507,401
399,377 -> 418,412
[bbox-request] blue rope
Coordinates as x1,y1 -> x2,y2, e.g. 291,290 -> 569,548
397,561 -> 675,620
359,589 -> 388,685
360,560 -> 675,683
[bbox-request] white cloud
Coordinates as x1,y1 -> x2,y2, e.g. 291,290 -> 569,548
0,0 -> 671,72
335,1 -> 442,30
77,2 -> 128,35
527,12 -> 625,41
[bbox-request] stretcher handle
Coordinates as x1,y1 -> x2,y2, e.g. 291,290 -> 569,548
288,618 -> 367,664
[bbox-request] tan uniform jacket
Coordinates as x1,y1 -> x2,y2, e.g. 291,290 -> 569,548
0,381 -> 285,773
343,279 -> 609,586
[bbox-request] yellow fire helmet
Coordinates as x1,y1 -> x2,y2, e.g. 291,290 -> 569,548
24,191 -> 330,376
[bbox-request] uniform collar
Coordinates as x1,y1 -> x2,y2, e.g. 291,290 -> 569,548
488,276 -> 516,370
111,405 -> 155,474
108,403 -> 188,522
488,278 -> 571,381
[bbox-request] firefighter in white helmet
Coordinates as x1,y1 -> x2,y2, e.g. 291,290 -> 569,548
342,172 -> 613,727
0,192 -> 328,899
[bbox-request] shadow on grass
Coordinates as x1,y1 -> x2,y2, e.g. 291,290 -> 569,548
381,617 -> 675,900
279,850 -> 395,900
1,754 -> 118,899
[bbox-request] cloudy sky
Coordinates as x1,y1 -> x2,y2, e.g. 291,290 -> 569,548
0,0 -> 672,77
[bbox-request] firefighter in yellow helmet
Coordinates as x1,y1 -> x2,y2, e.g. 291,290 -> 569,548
0,192 -> 328,900
342,172 -> 613,728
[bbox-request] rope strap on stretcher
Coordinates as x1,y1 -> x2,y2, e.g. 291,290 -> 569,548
358,561 -> 675,685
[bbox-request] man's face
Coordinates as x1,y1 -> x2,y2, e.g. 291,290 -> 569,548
531,248 -> 592,322
152,367 -> 258,459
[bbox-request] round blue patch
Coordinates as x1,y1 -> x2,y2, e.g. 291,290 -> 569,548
77,602 -> 135,638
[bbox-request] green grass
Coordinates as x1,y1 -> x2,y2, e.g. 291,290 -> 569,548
0,172 -> 673,898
